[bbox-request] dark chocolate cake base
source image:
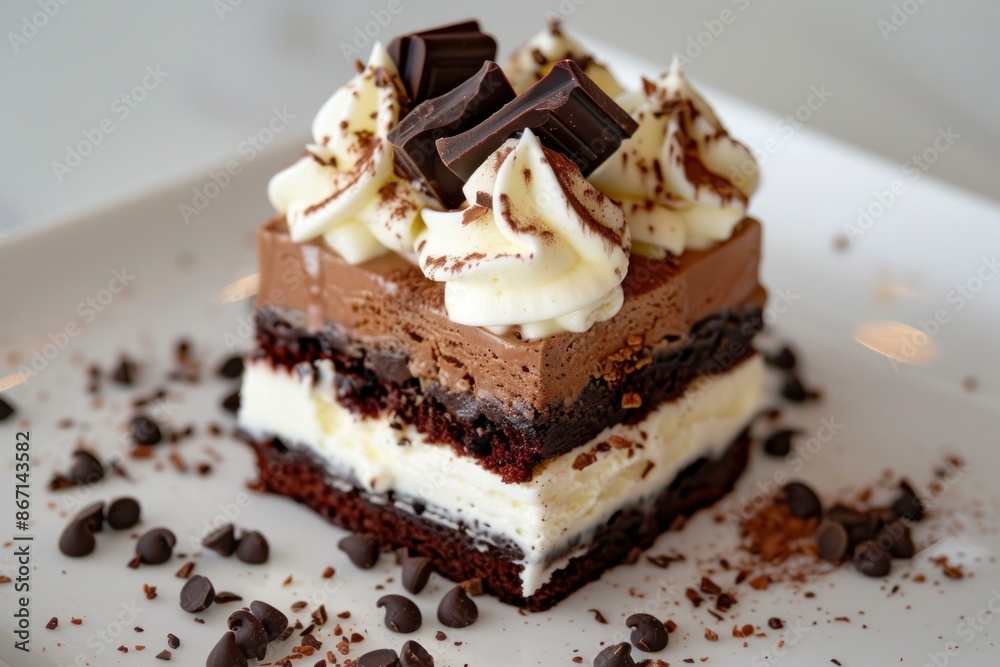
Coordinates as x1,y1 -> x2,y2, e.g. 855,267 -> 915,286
250,429 -> 752,611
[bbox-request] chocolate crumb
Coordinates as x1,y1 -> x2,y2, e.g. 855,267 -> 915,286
167,633 -> 180,649
155,649 -> 171,660
46,617 -> 58,630
588,608 -> 608,624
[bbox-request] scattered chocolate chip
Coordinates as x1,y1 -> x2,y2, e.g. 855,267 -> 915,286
768,617 -> 784,629
68,450 -> 105,485
400,554 -> 432,594
155,649 -> 171,661
136,528 -> 176,564
400,640 -> 434,667
250,600 -> 288,642
853,540 -> 891,577
891,480 -> 925,522
764,346 -> 798,370
626,613 -> 669,652
202,523 -> 237,556
111,356 -> 138,385
816,520 -> 849,561
762,429 -> 796,457
228,609 -> 268,660
434,631 -> 446,641
206,632 -> 248,667
106,497 -> 141,530
235,530 -> 269,564
339,534 -> 379,569
0,396 -> 16,421
179,575 -> 215,613
782,482 -> 823,519
377,595 -> 422,633
129,414 -> 163,445
59,517 -> 97,557
216,356 -> 244,379
46,617 -> 58,630
877,520 -> 915,559
594,642 -> 636,667
166,633 -> 180,649
826,504 -> 867,529
74,501 -> 106,533
781,373 -> 815,402
221,390 -> 241,414
358,648 -> 402,667
716,592 -> 736,611
437,585 -> 478,628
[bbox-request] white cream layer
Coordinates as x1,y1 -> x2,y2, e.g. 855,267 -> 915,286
239,355 -> 764,597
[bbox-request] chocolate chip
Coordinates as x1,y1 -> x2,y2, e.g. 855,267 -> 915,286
594,642 -> 636,667
0,396 -> 16,421
782,482 -> 823,519
377,595 -> 422,633
179,575 -> 215,613
437,585 -> 478,628
206,632 -> 247,667
400,640 -> 434,667
826,504 -> 867,529
400,555 -> 432,594
216,356 -> 244,379
780,373 -> 813,402
339,534 -> 379,569
235,531 -> 269,564
74,501 -> 106,533
221,390 -> 240,414
816,520 -> 849,561
762,429 -> 796,457
155,649 -> 171,660
764,346 -> 797,370
129,415 -> 163,445
227,609 -> 268,660
136,528 -> 176,564
890,480 -> 925,522
59,518 -> 97,557
626,613 -> 669,652
250,600 -> 288,642
853,540 -> 891,577
359,648 -> 402,667
877,520 -> 915,559
768,617 -> 784,629
202,523 -> 237,556
166,633 -> 180,649
106,497 -> 141,530
111,356 -> 138,385
68,450 -> 105,485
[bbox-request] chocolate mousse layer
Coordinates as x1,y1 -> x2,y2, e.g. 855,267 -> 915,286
254,217 -> 766,483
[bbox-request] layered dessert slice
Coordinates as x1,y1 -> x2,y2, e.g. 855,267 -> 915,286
239,21 -> 765,610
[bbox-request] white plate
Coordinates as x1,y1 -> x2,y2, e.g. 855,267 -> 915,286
2,43 -> 999,667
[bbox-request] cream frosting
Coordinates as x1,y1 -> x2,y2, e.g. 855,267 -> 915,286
267,43 -> 433,264
416,131 -> 630,339
590,59 -> 759,257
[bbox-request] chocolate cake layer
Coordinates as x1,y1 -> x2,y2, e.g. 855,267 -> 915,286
255,305 -> 761,483
255,216 -> 765,419
250,429 -> 751,611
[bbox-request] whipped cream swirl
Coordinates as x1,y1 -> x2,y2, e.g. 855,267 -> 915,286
417,130 -> 630,339
268,43 -> 432,264
590,59 -> 759,257
504,22 -> 623,99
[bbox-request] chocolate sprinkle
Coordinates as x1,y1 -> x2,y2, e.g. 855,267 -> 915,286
339,534 -> 379,569
782,482 -> 823,520
626,613 -> 669,652
129,415 -> 163,445
136,528 -> 176,564
250,600 -> 289,642
400,640 -> 434,667
179,575 -> 215,613
235,530 -> 269,564
377,595 -> 422,633
359,648 -> 402,667
106,497 -> 141,530
594,642 -> 636,667
202,523 -> 237,557
437,585 -> 478,628
206,632 -> 248,667
400,554 -> 432,594
228,609 -> 268,660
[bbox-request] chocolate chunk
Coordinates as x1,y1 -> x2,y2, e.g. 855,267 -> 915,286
0,396 -> 16,421
227,609 -> 268,660
179,575 -> 215,613
594,642 -> 636,667
359,648 -> 402,667
877,520 -> 915,559
68,450 -> 105,485
59,518 -> 97,557
111,356 -> 138,385
625,613 -> 669,652
816,520 -> 849,561
46,617 -> 58,630
206,632 -> 247,667
202,523 -> 237,557
135,528 -> 176,565
235,531 -> 269,564
890,480 -> 925,522
387,20 -> 497,106
853,540 -> 891,577
166,633 -> 180,649
764,345 -> 798,370
400,640 -> 434,667
106,497 -> 141,530
221,390 -> 241,414
155,649 -> 171,660
762,429 -> 796,457
216,355 -> 244,379
438,60 -> 638,181
400,554 -> 432,594
781,373 -> 812,403
377,595 -> 422,633
388,61 -> 515,207
339,534 -> 379,569
437,585 -> 478,628
782,482 -> 823,519
129,415 -> 163,445
768,617 -> 784,630
74,501 -> 106,533
214,591 -> 243,604
250,600 -> 288,642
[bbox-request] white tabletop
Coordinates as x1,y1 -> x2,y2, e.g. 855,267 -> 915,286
2,0 -> 997,236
